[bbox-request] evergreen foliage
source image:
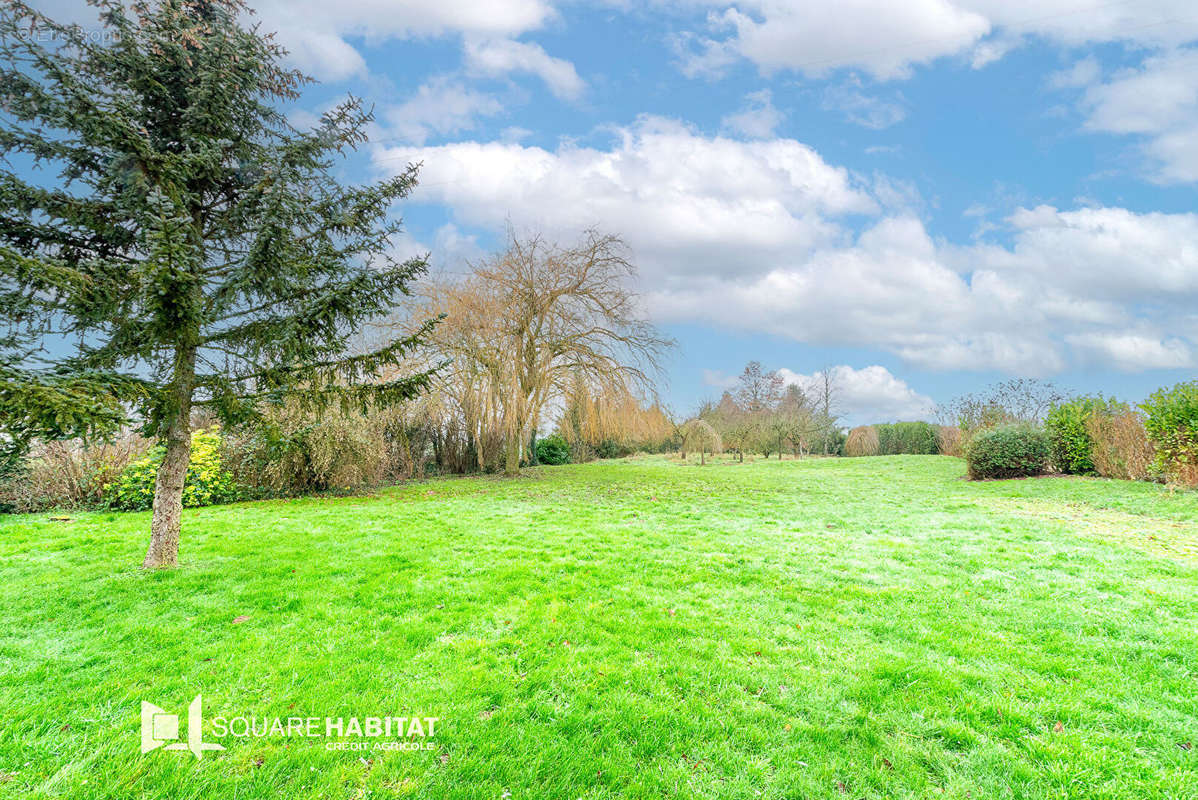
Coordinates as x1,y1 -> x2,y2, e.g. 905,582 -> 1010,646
0,0 -> 437,564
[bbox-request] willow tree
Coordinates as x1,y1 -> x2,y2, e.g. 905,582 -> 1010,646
0,1 -> 436,566
679,418 -> 721,465
417,230 -> 672,475
558,372 -> 674,460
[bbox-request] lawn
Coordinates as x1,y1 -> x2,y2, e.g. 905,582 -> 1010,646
0,455 -> 1196,799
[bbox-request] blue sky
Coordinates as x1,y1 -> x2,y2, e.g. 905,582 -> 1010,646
41,0 -> 1198,423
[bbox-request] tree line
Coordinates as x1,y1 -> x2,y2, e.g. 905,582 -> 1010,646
688,362 -> 844,460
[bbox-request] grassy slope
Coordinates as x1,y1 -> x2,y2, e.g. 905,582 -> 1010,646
0,455 -> 1195,799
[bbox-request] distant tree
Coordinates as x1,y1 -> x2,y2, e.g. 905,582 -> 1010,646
735,361 -> 784,413
0,1 -> 437,566
679,418 -> 721,465
810,366 -> 841,455
557,372 -> 674,460
707,391 -> 754,462
775,383 -> 814,458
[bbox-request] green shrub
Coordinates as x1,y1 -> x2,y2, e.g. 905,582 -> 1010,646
1141,381 -> 1198,486
1045,396 -> 1124,474
965,424 -> 1050,480
875,421 -> 939,455
105,429 -> 237,510
595,439 -> 631,460
535,434 -> 571,466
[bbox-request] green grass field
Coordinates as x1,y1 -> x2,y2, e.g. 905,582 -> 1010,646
1,455 -> 1196,799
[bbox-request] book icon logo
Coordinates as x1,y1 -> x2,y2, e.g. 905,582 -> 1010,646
141,695 -> 225,759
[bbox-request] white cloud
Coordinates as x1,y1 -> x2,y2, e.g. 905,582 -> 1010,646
464,37 -> 586,100
646,215 -> 1069,375
1048,56 -> 1101,90
779,365 -> 936,424
384,77 -> 504,144
377,115 -> 875,283
378,119 -> 1198,375
978,204 -> 1198,302
704,0 -> 990,80
1075,48 -> 1198,183
720,90 -> 784,138
675,1 -> 1198,81
253,0 -> 557,81
1065,332 -> 1194,372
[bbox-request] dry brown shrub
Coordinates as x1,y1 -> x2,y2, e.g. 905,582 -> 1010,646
845,426 -> 879,457
1086,411 -> 1156,481
0,436 -> 149,512
937,425 -> 963,457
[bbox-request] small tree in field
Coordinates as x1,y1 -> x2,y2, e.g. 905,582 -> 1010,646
0,1 -> 436,567
680,418 -> 721,465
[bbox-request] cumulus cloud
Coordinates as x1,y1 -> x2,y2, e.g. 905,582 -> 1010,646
464,37 -> 585,100
694,0 -> 990,80
376,115 -> 876,283
253,0 -> 557,80
1074,48 -> 1198,183
1065,332 -> 1193,372
674,0 -> 1198,80
779,365 -> 936,424
972,204 -> 1198,303
376,118 -> 1198,374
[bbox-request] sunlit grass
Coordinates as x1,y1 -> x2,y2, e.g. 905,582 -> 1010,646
0,455 -> 1195,799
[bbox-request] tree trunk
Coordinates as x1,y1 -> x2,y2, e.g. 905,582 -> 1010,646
504,434 -> 521,476
143,346 -> 196,569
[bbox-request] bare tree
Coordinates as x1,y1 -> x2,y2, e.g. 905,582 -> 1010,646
706,391 -> 754,462
812,366 -> 840,455
735,361 -> 784,413
776,383 -> 814,458
938,378 -> 1065,435
412,230 -> 673,475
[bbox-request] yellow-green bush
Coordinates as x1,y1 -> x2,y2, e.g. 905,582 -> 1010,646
1141,381 -> 1198,486
104,428 -> 237,510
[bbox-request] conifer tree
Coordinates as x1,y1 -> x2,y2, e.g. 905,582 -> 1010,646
0,0 -> 437,566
